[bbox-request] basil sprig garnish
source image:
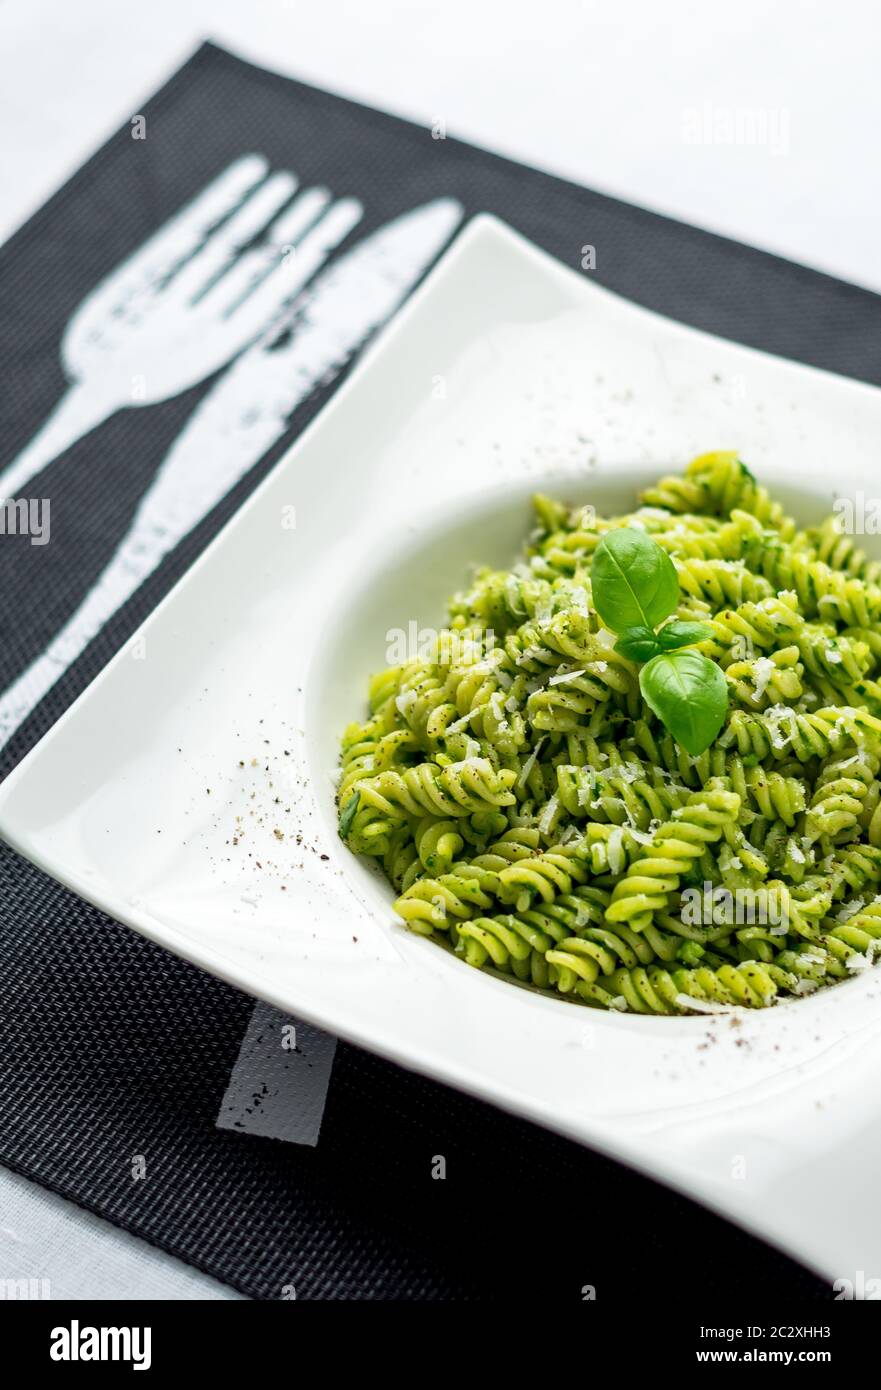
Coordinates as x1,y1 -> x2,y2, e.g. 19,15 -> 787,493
592,527 -> 727,755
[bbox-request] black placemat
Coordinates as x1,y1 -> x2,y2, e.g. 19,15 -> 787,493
3,40 -> 878,1300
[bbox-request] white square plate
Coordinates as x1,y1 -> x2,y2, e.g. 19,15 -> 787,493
4,216 -> 881,1285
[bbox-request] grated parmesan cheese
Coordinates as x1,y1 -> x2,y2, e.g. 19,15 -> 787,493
674,994 -> 735,1015
516,738 -> 546,790
539,794 -> 559,836
764,704 -> 796,751
837,897 -> 865,922
549,668 -> 587,686
794,979 -> 819,995
607,826 -> 626,876
751,656 -> 776,703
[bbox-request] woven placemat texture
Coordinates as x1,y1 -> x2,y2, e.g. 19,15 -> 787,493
2,41 -> 880,1299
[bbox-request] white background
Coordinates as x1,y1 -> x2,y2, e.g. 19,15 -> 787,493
1,0 -> 880,289
0,0 -> 878,1302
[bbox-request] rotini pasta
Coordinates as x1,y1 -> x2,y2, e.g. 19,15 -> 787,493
337,451 -> 881,1014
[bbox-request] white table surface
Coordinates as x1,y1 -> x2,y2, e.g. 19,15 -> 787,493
2,0 -> 880,290
0,1169 -> 243,1301
1,0 -> 878,1302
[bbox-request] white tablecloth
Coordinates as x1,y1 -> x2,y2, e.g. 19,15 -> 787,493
0,1168 -> 242,1300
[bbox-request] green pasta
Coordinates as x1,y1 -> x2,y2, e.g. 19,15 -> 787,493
336,451 -> 881,1013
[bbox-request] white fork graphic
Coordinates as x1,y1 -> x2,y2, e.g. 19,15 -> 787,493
0,198 -> 464,746
0,154 -> 353,497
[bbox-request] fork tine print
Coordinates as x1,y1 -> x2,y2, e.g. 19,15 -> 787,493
202,187 -> 332,314
95,154 -> 270,303
168,171 -> 299,304
217,195 -> 362,346
0,155 -> 311,498
0,198 -> 464,748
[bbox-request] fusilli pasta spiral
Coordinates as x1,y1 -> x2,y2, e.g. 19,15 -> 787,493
337,452 -> 881,1013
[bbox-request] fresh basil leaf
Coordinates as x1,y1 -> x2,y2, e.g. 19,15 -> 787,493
614,626 -> 661,663
639,649 -> 728,756
339,792 -> 360,838
591,528 -> 679,633
655,619 -> 714,651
